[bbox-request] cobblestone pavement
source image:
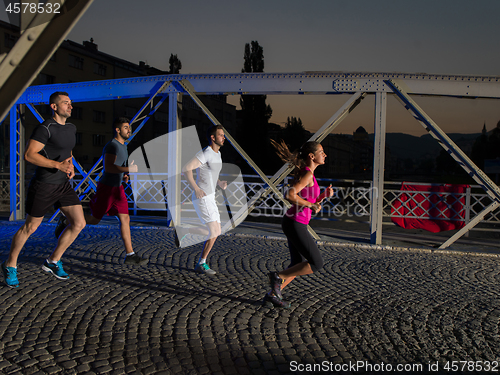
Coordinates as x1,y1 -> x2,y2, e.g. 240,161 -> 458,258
1,222 -> 500,374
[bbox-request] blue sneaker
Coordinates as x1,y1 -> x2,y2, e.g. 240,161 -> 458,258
42,260 -> 69,280
1,261 -> 19,288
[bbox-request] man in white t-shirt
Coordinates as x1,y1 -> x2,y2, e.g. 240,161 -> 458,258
179,125 -> 227,275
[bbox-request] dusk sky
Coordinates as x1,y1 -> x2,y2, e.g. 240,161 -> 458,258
5,0 -> 500,136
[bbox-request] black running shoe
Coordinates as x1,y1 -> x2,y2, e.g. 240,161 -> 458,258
54,216 -> 68,239
263,292 -> 291,309
268,272 -> 284,300
124,254 -> 149,265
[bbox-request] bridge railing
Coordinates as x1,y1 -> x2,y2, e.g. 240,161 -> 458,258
1,172 -> 499,233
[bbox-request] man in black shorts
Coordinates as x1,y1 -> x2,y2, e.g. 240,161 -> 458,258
1,91 -> 86,288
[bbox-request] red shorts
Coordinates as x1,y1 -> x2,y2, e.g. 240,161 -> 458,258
89,182 -> 129,220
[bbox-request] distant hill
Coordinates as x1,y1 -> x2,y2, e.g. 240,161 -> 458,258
368,133 -> 481,161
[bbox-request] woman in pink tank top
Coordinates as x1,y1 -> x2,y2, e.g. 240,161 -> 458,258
264,140 -> 334,308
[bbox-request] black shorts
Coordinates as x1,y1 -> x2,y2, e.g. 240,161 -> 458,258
281,216 -> 324,272
26,180 -> 81,218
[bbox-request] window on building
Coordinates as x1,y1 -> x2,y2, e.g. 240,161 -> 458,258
68,54 -> 84,69
154,111 -> 168,123
215,109 -> 223,122
125,106 -> 137,118
38,73 -> 55,85
76,132 -> 83,145
93,110 -> 105,123
72,106 -> 83,120
36,104 -> 50,116
92,134 -> 106,147
93,62 -> 107,76
4,33 -> 18,49
183,96 -> 199,110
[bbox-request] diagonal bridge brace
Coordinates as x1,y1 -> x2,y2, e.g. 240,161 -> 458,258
220,92 -> 366,237
180,79 -> 365,240
386,79 -> 500,249
175,80 -> 313,236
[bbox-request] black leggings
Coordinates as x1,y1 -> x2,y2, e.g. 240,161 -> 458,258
281,216 -> 324,272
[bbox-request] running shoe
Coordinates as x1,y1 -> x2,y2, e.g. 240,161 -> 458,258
263,292 -> 291,309
124,253 -> 149,265
194,263 -> 216,275
268,272 -> 284,300
54,216 -> 68,239
2,261 -> 19,288
41,260 -> 69,280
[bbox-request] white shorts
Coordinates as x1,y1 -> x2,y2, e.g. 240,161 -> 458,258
192,193 -> 220,224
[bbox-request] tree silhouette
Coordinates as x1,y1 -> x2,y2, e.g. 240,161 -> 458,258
471,121 -> 500,174
281,116 -> 307,152
237,41 -> 273,173
471,123 -> 488,170
169,54 -> 182,74
436,149 -> 459,174
242,41 -> 264,73
487,120 -> 500,159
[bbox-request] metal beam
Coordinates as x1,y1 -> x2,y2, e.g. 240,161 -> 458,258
228,92 -> 366,229
45,82 -> 172,222
175,80 -> 323,239
370,92 -> 387,245
167,91 -> 182,227
439,201 -> 499,249
16,72 -> 500,105
9,105 -> 25,221
75,82 -> 171,194
177,81 -> 288,199
220,92 -> 365,237
128,81 -> 172,142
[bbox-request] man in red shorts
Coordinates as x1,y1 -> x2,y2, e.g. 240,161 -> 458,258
55,117 -> 147,265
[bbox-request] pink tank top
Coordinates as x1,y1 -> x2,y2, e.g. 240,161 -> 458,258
285,167 -> 321,224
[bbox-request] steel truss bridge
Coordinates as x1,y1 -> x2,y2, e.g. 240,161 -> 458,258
1,0 -> 500,249
5,72 -> 500,249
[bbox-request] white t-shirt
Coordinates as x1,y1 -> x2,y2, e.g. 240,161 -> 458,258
195,146 -> 222,195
